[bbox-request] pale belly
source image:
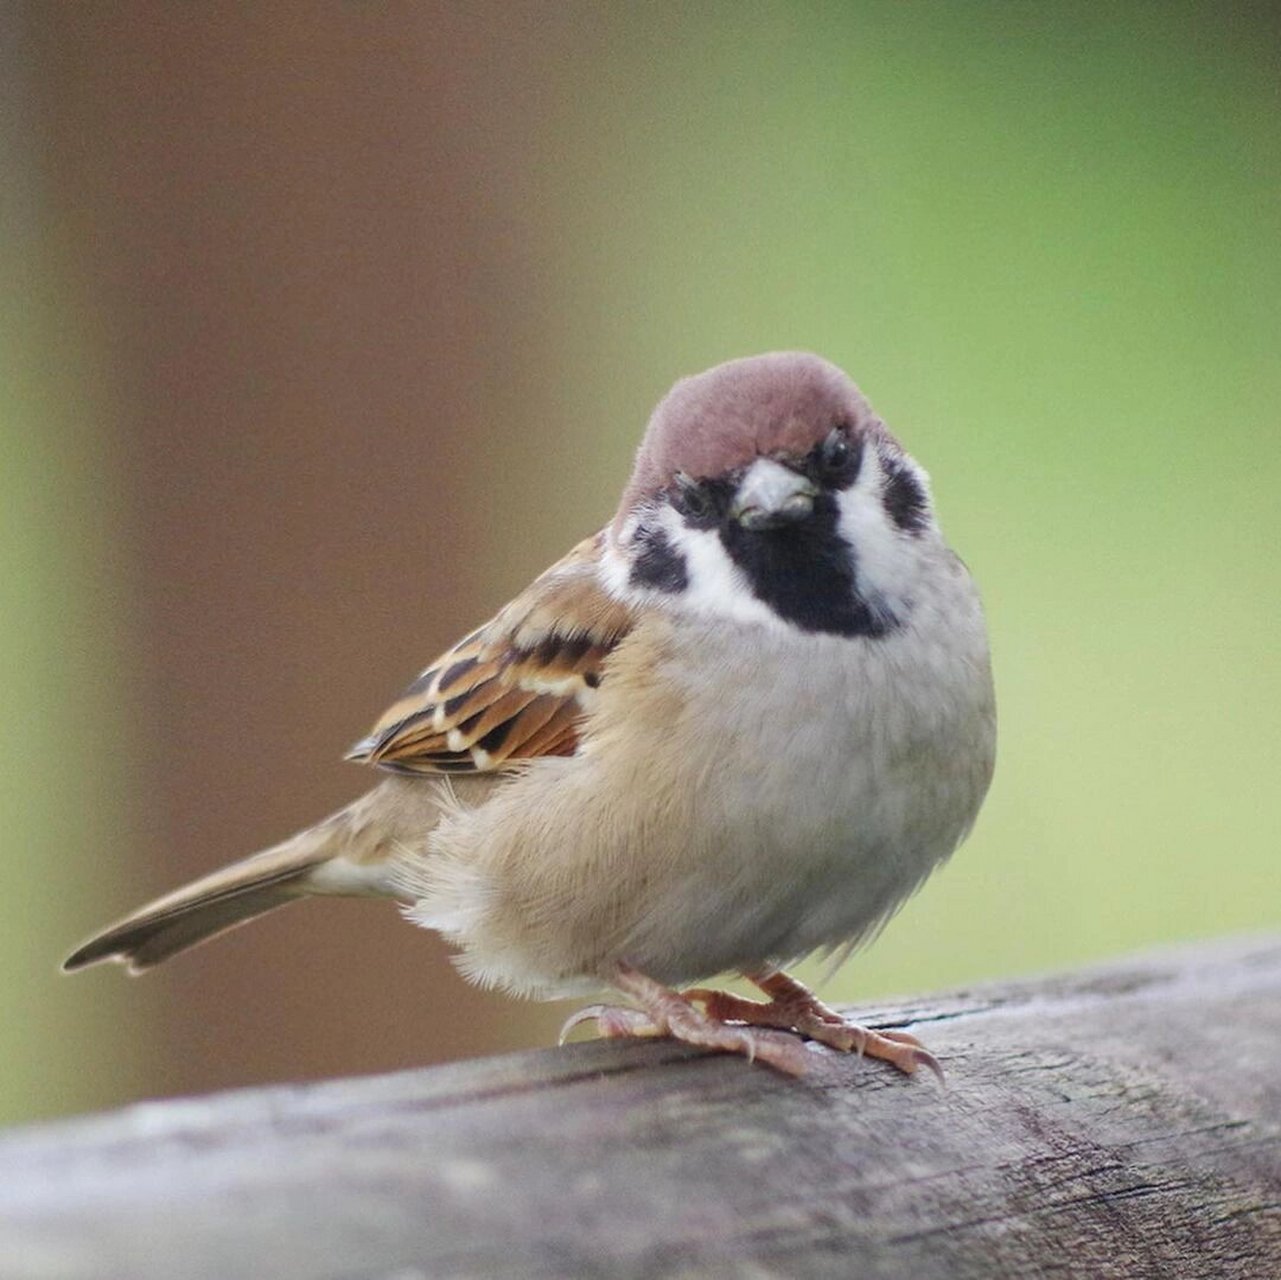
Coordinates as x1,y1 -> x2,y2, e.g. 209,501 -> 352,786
405,605 -> 995,999
607,625 -> 996,984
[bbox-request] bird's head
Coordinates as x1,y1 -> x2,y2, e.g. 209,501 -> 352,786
608,352 -> 938,638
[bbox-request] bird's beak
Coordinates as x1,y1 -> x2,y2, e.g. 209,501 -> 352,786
731,458 -> 818,532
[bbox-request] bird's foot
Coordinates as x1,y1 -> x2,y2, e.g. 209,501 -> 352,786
686,969 -> 943,1081
560,963 -> 812,1075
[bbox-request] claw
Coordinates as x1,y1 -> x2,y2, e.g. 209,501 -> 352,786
559,1003 -> 661,1044
558,1004 -> 606,1045
906,1043 -> 946,1086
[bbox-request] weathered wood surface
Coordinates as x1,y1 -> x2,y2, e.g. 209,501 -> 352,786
2,937 -> 1279,1279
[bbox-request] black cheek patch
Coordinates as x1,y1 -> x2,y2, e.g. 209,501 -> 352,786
628,526 -> 689,594
719,494 -> 895,639
880,454 -> 930,534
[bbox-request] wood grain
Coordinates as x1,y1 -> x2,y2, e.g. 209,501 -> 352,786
3,936 -> 1279,1278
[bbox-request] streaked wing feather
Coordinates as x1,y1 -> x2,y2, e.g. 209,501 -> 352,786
348,533 -> 634,775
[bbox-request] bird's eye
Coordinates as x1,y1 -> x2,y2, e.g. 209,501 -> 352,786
820,427 -> 850,471
815,425 -> 859,484
672,472 -> 716,523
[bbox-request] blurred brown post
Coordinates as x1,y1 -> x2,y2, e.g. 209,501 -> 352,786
28,4 -> 588,1100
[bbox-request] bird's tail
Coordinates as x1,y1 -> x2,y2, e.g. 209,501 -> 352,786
62,778 -> 443,974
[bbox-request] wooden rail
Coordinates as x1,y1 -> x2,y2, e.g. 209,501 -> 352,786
2,936 -> 1279,1278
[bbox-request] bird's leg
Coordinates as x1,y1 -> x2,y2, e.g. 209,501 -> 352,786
686,969 -> 942,1080
560,963 -> 812,1075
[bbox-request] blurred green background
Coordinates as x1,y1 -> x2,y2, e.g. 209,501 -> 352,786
2,3 -> 1278,1126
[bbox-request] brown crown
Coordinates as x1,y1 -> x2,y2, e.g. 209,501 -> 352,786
618,352 -> 881,519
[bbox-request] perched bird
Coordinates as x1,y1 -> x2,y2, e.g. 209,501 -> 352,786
64,353 -> 995,1077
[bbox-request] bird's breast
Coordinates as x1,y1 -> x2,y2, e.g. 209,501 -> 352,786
407,569 -> 995,996
581,586 -> 995,983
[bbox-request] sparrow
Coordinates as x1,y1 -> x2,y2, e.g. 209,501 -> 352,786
64,352 -> 996,1078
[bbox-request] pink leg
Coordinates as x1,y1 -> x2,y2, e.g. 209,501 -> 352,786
561,963 -> 812,1075
686,969 -> 943,1081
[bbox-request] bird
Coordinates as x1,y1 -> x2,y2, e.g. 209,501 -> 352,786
63,352 -> 996,1078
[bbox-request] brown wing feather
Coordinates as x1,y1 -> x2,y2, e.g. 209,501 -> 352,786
347,532 -> 635,775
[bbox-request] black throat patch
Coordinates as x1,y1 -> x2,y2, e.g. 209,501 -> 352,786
718,492 -> 894,638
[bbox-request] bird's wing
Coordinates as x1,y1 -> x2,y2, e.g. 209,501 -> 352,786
346,532 -> 636,775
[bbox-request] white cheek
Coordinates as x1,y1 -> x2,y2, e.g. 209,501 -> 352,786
837,452 -> 929,613
673,517 -> 788,630
602,506 -> 788,631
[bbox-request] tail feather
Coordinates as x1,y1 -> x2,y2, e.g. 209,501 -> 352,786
78,883 -> 303,973
62,776 -> 493,975
62,833 -> 331,974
